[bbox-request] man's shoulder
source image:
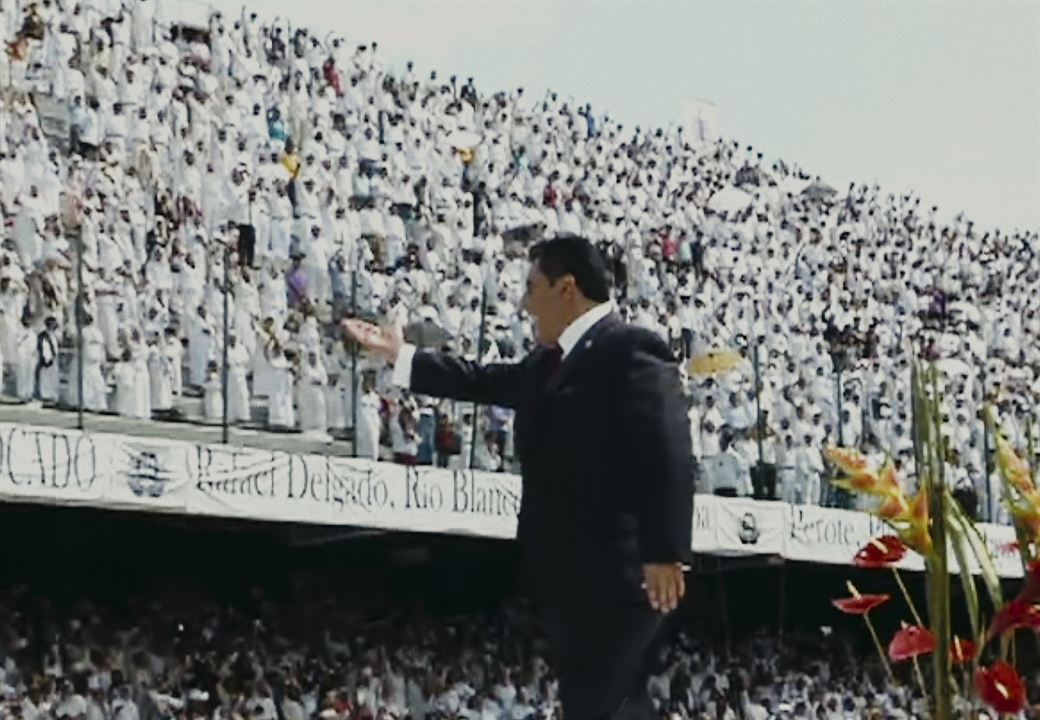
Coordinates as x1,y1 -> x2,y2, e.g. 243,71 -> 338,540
598,318 -> 673,359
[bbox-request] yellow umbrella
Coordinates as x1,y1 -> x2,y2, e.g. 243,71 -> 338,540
688,349 -> 743,377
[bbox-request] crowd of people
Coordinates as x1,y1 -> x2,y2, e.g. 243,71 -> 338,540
0,570 -> 1000,720
0,0 -> 1037,511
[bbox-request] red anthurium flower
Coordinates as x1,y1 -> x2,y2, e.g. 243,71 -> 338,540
832,581 -> 889,615
888,623 -> 936,662
950,636 -> 977,665
833,595 -> 889,615
1016,559 -> 1040,604
976,661 -> 1027,715
988,598 -> 1040,638
853,536 -> 908,568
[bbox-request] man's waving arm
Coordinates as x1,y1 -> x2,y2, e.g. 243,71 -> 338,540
343,318 -> 525,409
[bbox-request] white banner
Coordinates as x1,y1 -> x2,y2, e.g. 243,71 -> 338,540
714,497 -> 786,556
691,495 -> 720,554
783,502 -> 1023,578
0,423 -> 108,503
185,445 -> 522,538
105,435 -> 194,510
784,503 -> 913,567
975,523 -> 1021,579
0,422 -> 1026,578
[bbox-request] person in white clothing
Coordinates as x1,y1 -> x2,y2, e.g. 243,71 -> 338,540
474,430 -> 502,472
450,414 -> 474,471
35,316 -> 60,402
793,433 -> 825,505
253,319 -> 282,399
687,402 -> 702,470
188,306 -> 216,388
226,333 -> 251,423
355,375 -> 382,460
162,327 -> 183,400
326,343 -> 353,432
13,316 -> 36,401
303,224 -> 331,310
147,338 -> 174,412
81,316 -> 108,412
131,339 -> 151,419
267,350 -> 296,428
297,350 -> 329,437
203,361 -> 223,421
776,435 -> 799,504
113,349 -> 138,418
268,183 -> 294,264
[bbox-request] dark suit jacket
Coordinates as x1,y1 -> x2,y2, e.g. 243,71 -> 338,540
409,313 -> 694,717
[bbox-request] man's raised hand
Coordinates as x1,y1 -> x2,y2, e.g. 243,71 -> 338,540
341,318 -> 404,363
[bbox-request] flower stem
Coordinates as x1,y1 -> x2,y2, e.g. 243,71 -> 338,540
891,567 -> 924,627
863,614 -> 895,685
912,656 -> 930,707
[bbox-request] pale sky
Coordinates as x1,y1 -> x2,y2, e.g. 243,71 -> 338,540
193,0 -> 1039,233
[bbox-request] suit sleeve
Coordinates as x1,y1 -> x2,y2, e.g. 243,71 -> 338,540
408,348 -> 527,410
616,328 -> 695,563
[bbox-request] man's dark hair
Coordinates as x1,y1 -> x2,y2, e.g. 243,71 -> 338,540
528,235 -> 611,302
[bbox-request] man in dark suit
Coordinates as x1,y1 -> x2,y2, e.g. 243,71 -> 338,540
344,235 -> 694,720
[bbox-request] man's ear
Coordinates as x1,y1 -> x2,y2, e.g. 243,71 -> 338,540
560,274 -> 577,296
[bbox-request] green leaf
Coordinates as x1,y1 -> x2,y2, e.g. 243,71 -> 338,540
949,495 -> 1004,610
922,365 -> 952,720
946,505 -> 981,641
1028,415 -> 1038,486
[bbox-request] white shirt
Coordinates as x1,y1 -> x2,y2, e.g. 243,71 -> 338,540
557,301 -> 614,358
393,301 -> 615,388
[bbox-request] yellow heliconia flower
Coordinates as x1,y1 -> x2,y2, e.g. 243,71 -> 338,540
833,470 -> 883,494
1008,490 -> 1040,539
995,435 -> 1034,494
875,459 -> 904,500
826,446 -> 936,556
826,447 -> 871,477
877,492 -> 912,521
829,448 -> 910,509
898,489 -> 933,556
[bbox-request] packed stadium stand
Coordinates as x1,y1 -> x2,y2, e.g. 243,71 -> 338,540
5,504 -> 1026,720
2,1 -> 1040,718
1,0 -> 1037,511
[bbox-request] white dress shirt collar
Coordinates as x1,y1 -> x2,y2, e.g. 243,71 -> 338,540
557,301 -> 614,359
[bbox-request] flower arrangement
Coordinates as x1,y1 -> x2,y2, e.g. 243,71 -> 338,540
828,364 -> 1037,718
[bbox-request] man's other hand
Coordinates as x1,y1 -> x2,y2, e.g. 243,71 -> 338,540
642,563 -> 687,614
341,318 -> 404,363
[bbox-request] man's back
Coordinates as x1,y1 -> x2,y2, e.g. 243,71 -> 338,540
411,314 -> 692,718
344,235 -> 694,720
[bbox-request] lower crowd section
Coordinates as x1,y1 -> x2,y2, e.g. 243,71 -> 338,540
1,502 -> 1035,720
